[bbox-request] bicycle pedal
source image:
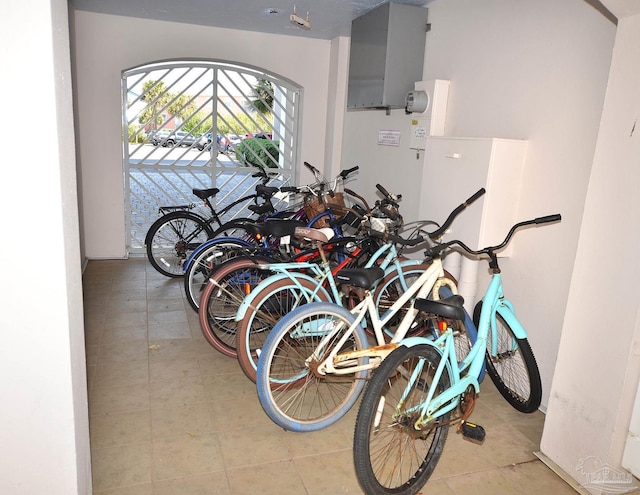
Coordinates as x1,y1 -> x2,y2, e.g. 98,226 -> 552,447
460,421 -> 486,443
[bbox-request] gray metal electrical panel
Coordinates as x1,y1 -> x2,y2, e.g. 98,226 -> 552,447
347,2 -> 429,110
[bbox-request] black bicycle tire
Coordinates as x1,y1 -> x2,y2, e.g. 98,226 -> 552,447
473,301 -> 542,413
210,218 -> 260,244
145,211 -> 214,278
353,343 -> 450,495
183,240 -> 255,311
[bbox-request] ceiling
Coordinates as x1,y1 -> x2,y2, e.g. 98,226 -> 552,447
68,0 -> 434,40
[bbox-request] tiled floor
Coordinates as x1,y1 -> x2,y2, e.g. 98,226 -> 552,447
84,257 -> 578,495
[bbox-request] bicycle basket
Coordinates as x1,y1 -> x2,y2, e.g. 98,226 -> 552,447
303,192 -> 346,228
369,206 -> 403,234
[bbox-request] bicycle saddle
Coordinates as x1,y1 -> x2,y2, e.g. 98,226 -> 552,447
293,227 -> 335,244
192,188 -> 219,200
334,266 -> 385,290
244,219 -> 306,238
414,295 -> 466,321
248,202 -> 275,215
255,185 -> 279,198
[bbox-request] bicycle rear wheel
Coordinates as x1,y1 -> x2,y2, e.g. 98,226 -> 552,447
211,219 -> 260,244
256,302 -> 368,432
473,301 -> 542,413
145,211 -> 213,277
236,276 -> 332,383
198,256 -> 275,357
353,343 -> 450,495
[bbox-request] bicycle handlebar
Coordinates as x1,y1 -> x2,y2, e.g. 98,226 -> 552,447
340,166 -> 359,179
425,212 -> 562,259
428,188 -> 485,239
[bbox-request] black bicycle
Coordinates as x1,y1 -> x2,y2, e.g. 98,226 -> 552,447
144,167 -> 285,277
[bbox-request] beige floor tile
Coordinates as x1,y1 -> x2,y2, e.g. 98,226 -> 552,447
93,359 -> 149,389
149,375 -> 206,406
227,460 -> 305,495
294,449 -> 362,495
153,472 -> 231,495
444,467 -> 522,494
148,356 -> 201,382
148,321 -> 192,340
91,442 -> 152,492
88,382 -> 150,415
151,402 -> 216,439
83,259 -> 577,495
502,460 -> 581,494
93,483 -> 152,495
218,424 -> 292,469
101,324 -> 148,346
90,410 -> 152,449
151,433 -> 225,481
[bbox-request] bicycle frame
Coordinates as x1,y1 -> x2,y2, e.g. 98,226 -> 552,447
235,241 -> 415,321
399,268 -> 527,429
309,257 -> 457,376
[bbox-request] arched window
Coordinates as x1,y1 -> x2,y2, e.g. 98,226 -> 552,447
122,59 -> 302,251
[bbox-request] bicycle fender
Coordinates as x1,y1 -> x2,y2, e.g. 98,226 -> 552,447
235,273 -> 332,321
495,300 -> 528,339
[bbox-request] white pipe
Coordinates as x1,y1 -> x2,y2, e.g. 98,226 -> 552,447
457,256 -> 479,315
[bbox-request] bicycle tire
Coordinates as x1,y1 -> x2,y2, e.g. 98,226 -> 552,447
198,256 -> 275,357
473,301 -> 542,412
353,343 -> 450,495
145,211 -> 214,277
236,276 -> 332,383
256,302 -> 368,432
210,219 -> 260,244
373,263 -> 457,340
183,240 -> 255,311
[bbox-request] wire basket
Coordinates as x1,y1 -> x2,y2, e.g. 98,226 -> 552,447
303,192 -> 346,228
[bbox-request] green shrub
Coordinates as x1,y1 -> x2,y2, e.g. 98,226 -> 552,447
236,138 -> 280,168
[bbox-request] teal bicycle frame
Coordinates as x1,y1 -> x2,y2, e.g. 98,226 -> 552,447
401,269 -> 526,428
235,240 -> 425,321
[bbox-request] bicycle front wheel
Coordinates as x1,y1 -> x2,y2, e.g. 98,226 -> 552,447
353,343 -> 450,495
473,301 -> 542,413
183,240 -> 254,311
236,276 -> 332,383
145,211 -> 213,277
256,302 -> 368,432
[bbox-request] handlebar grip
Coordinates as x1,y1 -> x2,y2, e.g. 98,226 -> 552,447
429,188 -> 486,239
340,166 -> 359,179
465,188 -> 486,206
535,214 -> 561,224
376,183 -> 391,198
280,186 -> 299,193
304,161 -> 320,174
251,171 -> 266,178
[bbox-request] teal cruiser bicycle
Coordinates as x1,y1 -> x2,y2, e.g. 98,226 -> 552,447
352,209 -> 560,495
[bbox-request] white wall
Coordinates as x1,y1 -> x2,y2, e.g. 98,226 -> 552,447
542,11 -> 640,488
71,10 -> 335,259
342,0 -> 616,410
0,0 -> 90,493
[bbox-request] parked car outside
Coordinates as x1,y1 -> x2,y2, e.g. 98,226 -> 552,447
149,129 -> 172,146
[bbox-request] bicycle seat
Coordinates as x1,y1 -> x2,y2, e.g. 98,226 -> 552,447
414,295 -> 466,321
334,267 -> 385,290
244,219 -> 306,238
293,227 -> 335,244
255,185 -> 279,198
192,188 -> 219,200
248,202 -> 275,215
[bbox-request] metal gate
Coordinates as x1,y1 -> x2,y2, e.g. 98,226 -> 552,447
122,60 -> 302,252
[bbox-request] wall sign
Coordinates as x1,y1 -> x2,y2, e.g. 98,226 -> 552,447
378,130 -> 401,147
